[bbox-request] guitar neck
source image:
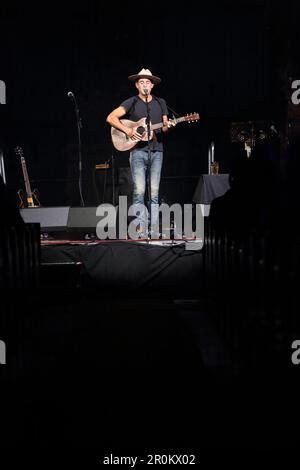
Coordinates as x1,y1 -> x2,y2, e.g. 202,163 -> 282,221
21,157 -> 33,198
151,122 -> 164,131
151,116 -> 187,131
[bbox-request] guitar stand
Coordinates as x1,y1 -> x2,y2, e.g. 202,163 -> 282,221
94,155 -> 116,206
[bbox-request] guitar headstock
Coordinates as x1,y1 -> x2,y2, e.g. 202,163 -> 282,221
14,146 -> 24,158
185,112 -> 200,123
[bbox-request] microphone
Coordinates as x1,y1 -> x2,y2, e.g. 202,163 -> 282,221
143,88 -> 149,95
68,91 -> 78,110
270,125 -> 278,135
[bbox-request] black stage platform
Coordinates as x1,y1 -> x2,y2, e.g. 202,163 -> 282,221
41,238 -> 204,294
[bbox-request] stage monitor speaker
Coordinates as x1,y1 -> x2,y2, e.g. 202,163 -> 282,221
67,207 -> 101,231
20,207 -> 70,231
67,206 -> 117,238
20,206 -> 117,239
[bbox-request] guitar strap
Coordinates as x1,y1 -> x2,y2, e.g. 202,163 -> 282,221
152,95 -> 164,116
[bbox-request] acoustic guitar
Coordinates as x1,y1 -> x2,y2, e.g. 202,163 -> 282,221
15,146 -> 41,208
111,113 -> 200,151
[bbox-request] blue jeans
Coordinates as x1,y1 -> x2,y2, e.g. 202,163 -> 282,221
129,149 -> 163,231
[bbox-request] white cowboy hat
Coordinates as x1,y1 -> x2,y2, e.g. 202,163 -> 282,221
128,68 -> 161,84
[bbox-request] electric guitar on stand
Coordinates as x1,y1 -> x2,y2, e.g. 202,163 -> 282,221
15,146 -> 41,208
111,113 -> 200,151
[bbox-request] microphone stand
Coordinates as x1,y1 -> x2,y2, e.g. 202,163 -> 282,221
104,154 -> 116,206
145,91 -> 151,239
111,154 -> 116,206
69,92 -> 85,207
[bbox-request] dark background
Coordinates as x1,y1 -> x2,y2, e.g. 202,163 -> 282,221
0,0 -> 299,205
1,1 -> 300,457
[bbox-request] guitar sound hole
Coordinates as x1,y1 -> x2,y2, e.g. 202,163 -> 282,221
136,126 -> 145,136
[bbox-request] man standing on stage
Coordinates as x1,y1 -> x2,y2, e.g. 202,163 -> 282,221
106,68 -> 175,238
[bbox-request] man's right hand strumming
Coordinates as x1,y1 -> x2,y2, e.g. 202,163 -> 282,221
126,128 -> 142,141
106,106 -> 142,142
